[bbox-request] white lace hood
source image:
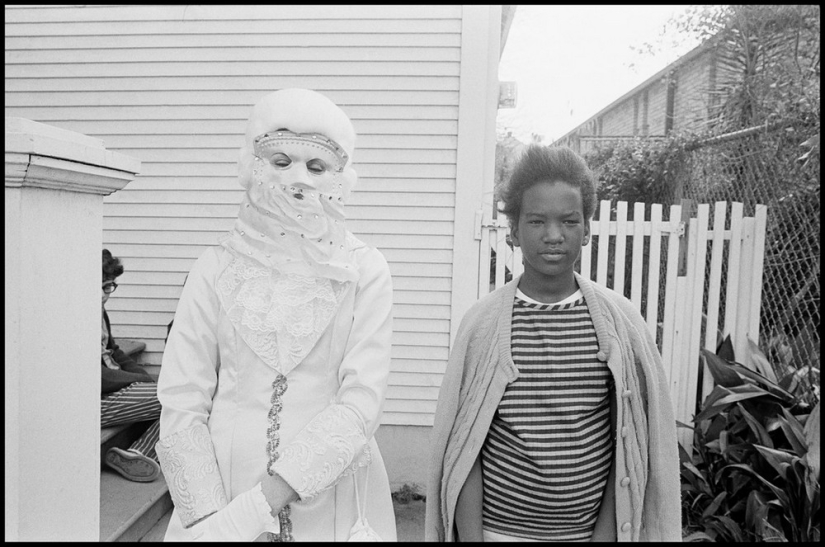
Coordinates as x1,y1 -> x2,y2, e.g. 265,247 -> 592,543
217,89 -> 361,374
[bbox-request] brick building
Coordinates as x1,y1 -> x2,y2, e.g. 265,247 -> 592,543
553,36 -> 723,154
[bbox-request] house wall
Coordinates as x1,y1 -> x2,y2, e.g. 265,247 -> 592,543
672,48 -> 715,133
4,4 -> 490,436
600,97 -> 635,137
646,78 -> 670,136
554,43 -> 718,155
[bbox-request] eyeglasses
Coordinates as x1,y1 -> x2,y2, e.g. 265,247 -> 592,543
102,282 -> 118,294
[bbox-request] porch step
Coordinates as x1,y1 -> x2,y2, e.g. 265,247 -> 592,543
139,507 -> 173,542
100,467 -> 172,542
99,338 -> 171,541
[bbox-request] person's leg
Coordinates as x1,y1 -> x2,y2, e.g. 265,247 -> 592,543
100,382 -> 161,428
129,419 -> 160,463
101,382 -> 162,482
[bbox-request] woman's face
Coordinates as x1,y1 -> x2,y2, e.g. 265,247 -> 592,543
255,132 -> 347,197
102,279 -> 117,305
244,130 -> 350,240
511,180 -> 589,289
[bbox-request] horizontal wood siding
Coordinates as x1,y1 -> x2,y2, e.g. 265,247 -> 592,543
5,4 -> 463,426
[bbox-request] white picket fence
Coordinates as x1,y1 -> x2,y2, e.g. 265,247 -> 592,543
477,200 -> 769,450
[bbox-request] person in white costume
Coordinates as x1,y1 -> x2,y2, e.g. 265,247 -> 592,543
155,88 -> 398,542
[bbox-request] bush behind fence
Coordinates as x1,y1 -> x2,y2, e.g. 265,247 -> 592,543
588,121 -> 819,388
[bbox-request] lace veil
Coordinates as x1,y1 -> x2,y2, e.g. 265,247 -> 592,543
217,89 -> 360,375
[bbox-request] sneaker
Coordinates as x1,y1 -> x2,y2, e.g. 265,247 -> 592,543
105,447 -> 160,482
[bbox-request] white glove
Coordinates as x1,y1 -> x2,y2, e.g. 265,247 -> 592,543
189,482 -> 280,541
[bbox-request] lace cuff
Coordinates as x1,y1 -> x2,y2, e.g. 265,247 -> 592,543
269,403 -> 371,501
156,423 -> 228,528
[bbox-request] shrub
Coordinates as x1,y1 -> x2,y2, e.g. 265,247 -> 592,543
680,335 -> 820,541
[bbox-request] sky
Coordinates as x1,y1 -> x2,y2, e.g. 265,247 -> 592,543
497,5 -> 702,144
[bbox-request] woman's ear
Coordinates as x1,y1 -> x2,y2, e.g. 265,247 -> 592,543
582,220 -> 591,246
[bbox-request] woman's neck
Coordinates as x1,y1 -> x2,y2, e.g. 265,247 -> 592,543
517,273 -> 579,304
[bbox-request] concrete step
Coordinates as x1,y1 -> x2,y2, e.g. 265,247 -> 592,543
139,507 -> 172,542
100,467 -> 172,542
394,499 -> 426,542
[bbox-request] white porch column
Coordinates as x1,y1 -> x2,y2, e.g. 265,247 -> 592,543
4,118 -> 140,541
449,5 -> 501,345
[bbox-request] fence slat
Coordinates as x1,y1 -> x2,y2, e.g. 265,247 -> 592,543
614,201 -> 628,297
723,202 -> 744,357
735,217 -> 756,367
748,205 -> 768,343
596,200 -> 611,287
646,204 -> 664,341
512,245 -> 523,278
580,231 -> 592,280
478,210 -> 492,298
681,207 -> 710,450
661,204 -> 683,385
494,228 -> 507,289
673,215 -> 698,447
630,202 -> 645,313
702,202 -> 727,400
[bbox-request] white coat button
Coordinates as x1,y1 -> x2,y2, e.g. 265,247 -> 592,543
621,522 -> 631,532
622,389 -> 632,398
621,427 -> 628,437
621,477 -> 631,487
596,351 -> 607,361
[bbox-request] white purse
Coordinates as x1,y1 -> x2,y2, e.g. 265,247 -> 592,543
347,470 -> 382,541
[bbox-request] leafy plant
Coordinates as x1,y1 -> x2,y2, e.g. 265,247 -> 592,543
680,335 -> 820,541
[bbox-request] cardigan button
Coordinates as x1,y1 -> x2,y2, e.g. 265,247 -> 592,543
596,351 -> 607,361
621,477 -> 631,487
621,522 -> 631,532
622,389 -> 632,398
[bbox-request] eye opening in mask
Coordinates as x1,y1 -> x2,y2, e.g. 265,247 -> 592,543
253,130 -> 348,173
270,152 -> 292,169
306,159 -> 327,175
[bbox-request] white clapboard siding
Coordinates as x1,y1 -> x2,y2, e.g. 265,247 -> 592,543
482,200 -> 768,452
5,4 -> 469,427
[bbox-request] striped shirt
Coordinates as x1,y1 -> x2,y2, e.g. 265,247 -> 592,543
480,290 -> 614,541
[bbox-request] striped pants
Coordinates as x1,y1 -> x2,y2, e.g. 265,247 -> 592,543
101,382 -> 162,462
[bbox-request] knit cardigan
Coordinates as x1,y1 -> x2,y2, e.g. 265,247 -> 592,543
425,273 -> 682,542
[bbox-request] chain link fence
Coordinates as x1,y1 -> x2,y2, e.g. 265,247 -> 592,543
673,122 -> 820,384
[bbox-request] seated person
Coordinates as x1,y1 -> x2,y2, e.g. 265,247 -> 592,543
101,248 -> 162,482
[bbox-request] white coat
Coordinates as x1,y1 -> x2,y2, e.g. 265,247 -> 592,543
157,241 -> 398,541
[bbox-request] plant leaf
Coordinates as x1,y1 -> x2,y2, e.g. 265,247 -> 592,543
719,429 -> 728,458
739,404 -> 774,448
714,515 -> 745,542
701,491 -> 727,518
803,401 -> 820,481
746,335 -> 778,383
682,531 -> 716,542
722,463 -> 791,508
777,408 -> 808,457
803,464 -> 818,505
702,348 -> 744,387
745,489 -> 769,531
715,385 -> 778,406
717,334 -> 736,362
695,386 -> 736,423
760,518 -> 788,542
724,361 -> 795,402
754,444 -> 796,480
